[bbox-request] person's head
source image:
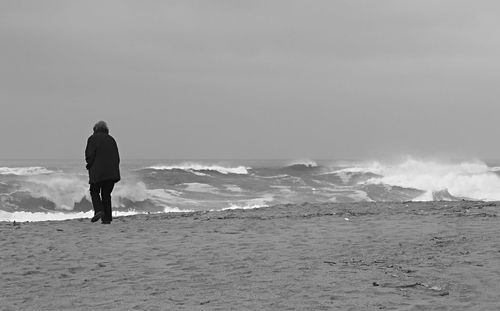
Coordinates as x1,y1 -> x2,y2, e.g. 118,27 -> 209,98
93,120 -> 109,134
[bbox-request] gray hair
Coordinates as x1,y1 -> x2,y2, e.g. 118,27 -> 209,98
93,120 -> 109,134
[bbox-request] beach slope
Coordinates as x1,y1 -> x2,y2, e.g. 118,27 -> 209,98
2,201 -> 500,310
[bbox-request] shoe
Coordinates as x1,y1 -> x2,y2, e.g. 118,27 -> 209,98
91,212 -> 102,223
101,221 -> 111,224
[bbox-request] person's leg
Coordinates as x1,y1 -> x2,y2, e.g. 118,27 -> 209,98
100,181 -> 115,223
89,183 -> 103,220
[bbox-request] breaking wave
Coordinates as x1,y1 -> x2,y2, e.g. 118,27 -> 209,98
146,163 -> 250,175
364,158 -> 500,201
286,159 -> 318,167
24,174 -> 89,210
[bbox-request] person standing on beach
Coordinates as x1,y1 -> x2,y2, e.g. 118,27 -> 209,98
85,121 -> 121,224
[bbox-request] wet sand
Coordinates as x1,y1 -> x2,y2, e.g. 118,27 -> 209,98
2,201 -> 500,310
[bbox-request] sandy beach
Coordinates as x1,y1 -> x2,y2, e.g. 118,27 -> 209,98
2,201 -> 500,310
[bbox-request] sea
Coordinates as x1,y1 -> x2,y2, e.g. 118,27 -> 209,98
2,157 -> 500,222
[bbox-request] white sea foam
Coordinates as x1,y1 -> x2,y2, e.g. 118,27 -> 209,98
0,166 -> 54,176
0,206 -> 192,222
112,181 -> 149,207
364,158 -> 500,201
220,203 -> 268,211
219,194 -> 274,211
147,163 -> 249,175
0,210 -> 95,222
25,174 -> 89,210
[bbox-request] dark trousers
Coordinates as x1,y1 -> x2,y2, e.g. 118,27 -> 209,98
90,180 -> 115,222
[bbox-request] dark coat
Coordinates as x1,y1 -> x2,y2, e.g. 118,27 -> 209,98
85,132 -> 121,184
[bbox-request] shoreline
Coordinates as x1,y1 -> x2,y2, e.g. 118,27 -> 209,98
2,201 -> 500,310
1,199 -> 497,224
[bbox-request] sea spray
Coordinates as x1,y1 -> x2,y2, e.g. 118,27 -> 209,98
364,158 -> 500,201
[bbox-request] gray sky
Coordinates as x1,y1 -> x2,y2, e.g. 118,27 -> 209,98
1,1 -> 500,160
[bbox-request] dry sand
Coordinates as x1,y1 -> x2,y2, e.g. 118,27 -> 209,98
2,201 -> 500,310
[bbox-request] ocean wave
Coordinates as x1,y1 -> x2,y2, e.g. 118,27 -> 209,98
364,158 -> 500,201
24,175 -> 89,210
285,159 -> 318,167
146,163 -> 250,175
322,161 -> 383,175
3,157 -> 500,219
182,183 -> 220,194
0,166 -> 54,176
318,168 -> 381,185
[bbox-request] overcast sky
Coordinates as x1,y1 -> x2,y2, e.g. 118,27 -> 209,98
1,1 -> 500,160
